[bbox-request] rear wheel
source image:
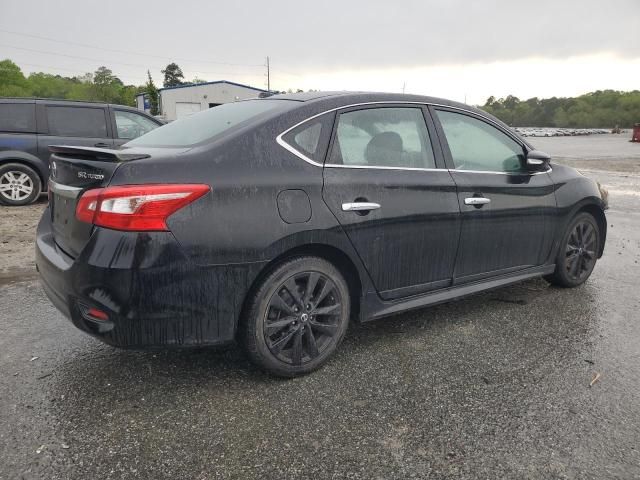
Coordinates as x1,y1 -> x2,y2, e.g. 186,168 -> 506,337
545,212 -> 600,287
239,256 -> 350,377
0,163 -> 42,206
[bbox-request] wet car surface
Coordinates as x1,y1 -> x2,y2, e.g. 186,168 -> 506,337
1,167 -> 638,479
34,93 -> 608,377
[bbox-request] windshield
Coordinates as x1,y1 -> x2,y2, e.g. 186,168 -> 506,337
125,99 -> 293,147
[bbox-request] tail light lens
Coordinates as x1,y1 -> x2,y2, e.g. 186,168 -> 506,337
76,184 -> 209,231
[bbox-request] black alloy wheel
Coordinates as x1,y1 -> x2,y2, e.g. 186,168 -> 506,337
264,271 -> 342,365
240,256 -> 350,377
564,219 -> 598,282
546,212 -> 600,287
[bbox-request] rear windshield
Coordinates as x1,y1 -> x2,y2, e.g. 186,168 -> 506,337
125,99 -> 294,147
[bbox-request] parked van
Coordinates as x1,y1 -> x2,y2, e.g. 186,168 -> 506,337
0,98 -> 162,205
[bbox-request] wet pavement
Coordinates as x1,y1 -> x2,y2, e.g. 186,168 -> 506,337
1,169 -> 639,479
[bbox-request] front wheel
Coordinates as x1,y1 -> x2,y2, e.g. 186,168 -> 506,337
239,256 -> 350,377
545,212 -> 600,288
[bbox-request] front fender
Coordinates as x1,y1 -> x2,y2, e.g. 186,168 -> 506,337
549,164 -> 607,259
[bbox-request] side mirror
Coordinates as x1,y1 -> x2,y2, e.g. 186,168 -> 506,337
526,150 -> 551,170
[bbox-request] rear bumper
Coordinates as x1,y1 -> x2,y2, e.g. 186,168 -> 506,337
35,208 -> 266,348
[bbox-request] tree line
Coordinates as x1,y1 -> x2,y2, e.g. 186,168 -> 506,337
0,59 -> 196,116
481,91 -> 640,128
2,58 -> 638,127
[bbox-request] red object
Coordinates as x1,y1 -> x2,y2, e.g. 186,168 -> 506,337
76,184 -> 209,231
632,124 -> 640,143
86,308 -> 109,321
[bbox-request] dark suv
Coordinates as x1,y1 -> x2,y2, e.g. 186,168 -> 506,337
0,98 -> 162,206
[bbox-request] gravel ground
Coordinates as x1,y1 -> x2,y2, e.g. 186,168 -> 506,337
533,133 -> 640,173
0,134 -> 639,479
0,197 -> 46,283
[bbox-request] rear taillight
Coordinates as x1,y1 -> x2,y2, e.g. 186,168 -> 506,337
76,184 -> 209,231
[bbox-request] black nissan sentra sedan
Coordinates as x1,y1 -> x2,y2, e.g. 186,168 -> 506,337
36,92 -> 607,376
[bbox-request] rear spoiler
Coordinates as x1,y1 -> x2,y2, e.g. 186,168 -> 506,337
49,145 -> 150,162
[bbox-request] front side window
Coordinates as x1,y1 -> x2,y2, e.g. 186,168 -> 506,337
436,110 -> 525,173
0,104 -> 36,133
328,108 -> 435,169
46,106 -> 108,138
114,110 -> 159,139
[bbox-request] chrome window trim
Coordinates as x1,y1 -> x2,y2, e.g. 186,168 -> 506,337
451,167 -> 552,176
325,164 -> 551,175
276,100 -> 531,171
325,164 -> 446,172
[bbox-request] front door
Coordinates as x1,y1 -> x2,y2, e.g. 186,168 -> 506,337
322,105 -> 461,300
432,107 -> 556,284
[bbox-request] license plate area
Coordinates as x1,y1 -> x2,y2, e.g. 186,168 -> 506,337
51,192 -> 76,228
49,181 -> 93,258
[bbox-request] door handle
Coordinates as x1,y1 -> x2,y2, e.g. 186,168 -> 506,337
464,197 -> 491,206
94,142 -> 110,148
342,202 -> 381,212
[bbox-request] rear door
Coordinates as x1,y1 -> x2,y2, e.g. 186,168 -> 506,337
431,107 -> 556,284
322,105 -> 461,300
37,104 -> 114,162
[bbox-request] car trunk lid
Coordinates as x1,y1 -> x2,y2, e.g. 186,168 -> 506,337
47,146 -> 151,258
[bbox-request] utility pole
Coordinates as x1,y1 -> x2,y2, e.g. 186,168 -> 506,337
402,81 -> 406,94
266,56 -> 270,92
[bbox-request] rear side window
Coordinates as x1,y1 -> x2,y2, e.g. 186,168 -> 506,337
281,112 -> 335,164
0,104 -> 36,133
328,107 -> 436,169
46,106 -> 108,138
294,123 -> 322,155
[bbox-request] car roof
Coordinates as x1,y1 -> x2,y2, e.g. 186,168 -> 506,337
265,91 -> 492,122
267,90 -> 481,113
269,90 -> 461,106
0,97 -> 141,111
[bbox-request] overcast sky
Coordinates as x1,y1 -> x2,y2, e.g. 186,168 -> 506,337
2,0 -> 639,104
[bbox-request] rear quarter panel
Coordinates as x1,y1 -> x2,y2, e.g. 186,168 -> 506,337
108,110 -> 375,294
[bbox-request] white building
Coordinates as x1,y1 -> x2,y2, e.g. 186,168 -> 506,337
135,93 -> 150,113
147,81 -> 268,121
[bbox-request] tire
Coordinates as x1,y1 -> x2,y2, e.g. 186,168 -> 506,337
0,163 -> 42,206
239,256 -> 351,377
545,212 -> 600,288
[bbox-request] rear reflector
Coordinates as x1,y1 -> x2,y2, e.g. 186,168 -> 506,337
78,303 -> 110,322
87,308 -> 109,321
76,184 -> 209,231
